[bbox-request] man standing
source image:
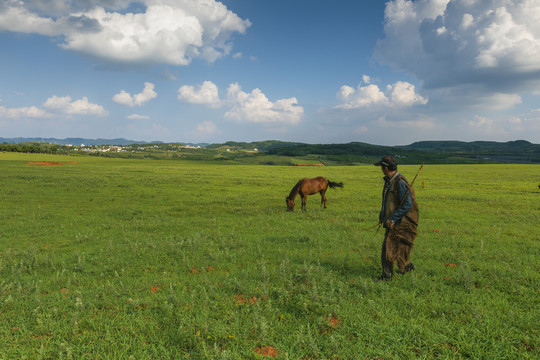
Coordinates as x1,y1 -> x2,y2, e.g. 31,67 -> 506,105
374,156 -> 419,281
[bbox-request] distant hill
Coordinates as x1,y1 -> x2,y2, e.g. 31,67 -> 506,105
400,140 -> 539,153
0,137 -> 161,146
399,140 -> 540,163
206,140 -> 303,152
267,141 -> 395,156
0,137 -> 212,147
266,140 -> 540,164
2,137 -> 539,164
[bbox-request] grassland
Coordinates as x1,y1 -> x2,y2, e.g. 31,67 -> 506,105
0,153 -> 538,359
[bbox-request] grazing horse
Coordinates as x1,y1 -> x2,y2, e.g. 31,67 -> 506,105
286,176 -> 344,211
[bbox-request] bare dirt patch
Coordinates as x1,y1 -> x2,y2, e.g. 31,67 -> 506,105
254,346 -> 279,357
27,162 -> 77,165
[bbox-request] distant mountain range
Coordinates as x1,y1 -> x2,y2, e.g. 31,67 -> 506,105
263,139 -> 540,164
401,139 -> 538,153
0,137 -> 209,147
0,137 -> 151,146
1,137 -> 539,163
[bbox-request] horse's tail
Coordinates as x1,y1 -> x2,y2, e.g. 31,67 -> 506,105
287,179 -> 303,199
328,180 -> 344,189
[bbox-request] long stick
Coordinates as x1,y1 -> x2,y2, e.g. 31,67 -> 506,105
397,161 -> 424,208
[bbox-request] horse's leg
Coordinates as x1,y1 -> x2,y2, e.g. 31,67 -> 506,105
301,193 -> 307,211
320,190 -> 327,208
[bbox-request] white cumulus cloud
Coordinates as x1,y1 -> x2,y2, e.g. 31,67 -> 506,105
376,0 -> 540,92
178,81 -> 221,108
0,0 -> 251,65
225,83 -> 303,124
113,82 -> 157,107
0,1 -> 59,35
386,81 -> 428,107
0,105 -> 52,119
337,84 -> 388,109
336,76 -> 427,109
0,93 -> 107,119
177,81 -> 304,125
43,95 -> 108,116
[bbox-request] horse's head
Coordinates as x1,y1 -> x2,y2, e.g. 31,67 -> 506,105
285,197 -> 295,211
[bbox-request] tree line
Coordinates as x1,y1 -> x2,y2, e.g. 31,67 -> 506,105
0,142 -> 67,154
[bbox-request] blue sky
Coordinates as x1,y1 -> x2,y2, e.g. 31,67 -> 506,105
1,0 -> 539,145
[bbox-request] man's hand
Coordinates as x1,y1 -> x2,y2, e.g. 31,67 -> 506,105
385,219 -> 394,229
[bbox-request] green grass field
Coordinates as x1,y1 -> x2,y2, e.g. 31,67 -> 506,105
1,153 -> 538,359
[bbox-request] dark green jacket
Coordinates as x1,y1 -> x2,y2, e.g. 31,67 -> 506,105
379,172 -> 418,228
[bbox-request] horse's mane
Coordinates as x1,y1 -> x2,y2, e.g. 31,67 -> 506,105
287,179 -> 303,199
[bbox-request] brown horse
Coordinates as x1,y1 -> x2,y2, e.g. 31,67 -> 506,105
286,176 -> 343,211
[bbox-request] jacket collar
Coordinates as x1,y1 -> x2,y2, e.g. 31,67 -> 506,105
383,171 -> 400,182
